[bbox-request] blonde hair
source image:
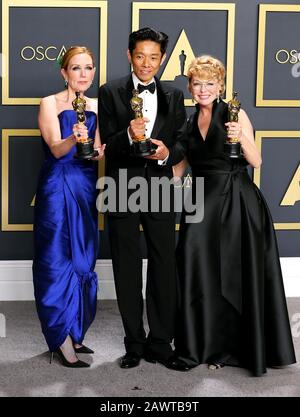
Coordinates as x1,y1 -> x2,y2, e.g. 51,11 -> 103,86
60,46 -> 95,70
187,55 -> 226,95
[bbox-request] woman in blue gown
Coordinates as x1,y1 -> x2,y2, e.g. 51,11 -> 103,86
33,46 -> 105,368
173,56 -> 296,376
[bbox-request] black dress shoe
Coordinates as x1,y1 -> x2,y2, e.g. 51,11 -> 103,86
74,344 -> 94,354
119,352 -> 141,369
144,354 -> 192,372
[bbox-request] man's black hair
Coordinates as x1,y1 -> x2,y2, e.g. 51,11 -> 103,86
128,27 -> 169,55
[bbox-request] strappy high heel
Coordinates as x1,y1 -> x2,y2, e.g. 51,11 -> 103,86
208,362 -> 225,370
49,348 -> 90,368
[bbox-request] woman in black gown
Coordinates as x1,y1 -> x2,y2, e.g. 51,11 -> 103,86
174,55 -> 296,376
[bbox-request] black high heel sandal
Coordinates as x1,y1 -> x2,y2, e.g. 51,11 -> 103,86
208,362 -> 225,370
49,348 -> 90,368
73,344 -> 94,354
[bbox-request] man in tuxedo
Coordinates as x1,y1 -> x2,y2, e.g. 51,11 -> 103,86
98,27 -> 190,371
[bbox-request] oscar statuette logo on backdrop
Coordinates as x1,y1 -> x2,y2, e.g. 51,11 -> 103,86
254,132 -> 300,230
159,29 -> 195,103
132,2 -> 235,106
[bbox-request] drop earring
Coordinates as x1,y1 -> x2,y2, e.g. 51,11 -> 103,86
217,93 -> 220,103
64,79 -> 68,88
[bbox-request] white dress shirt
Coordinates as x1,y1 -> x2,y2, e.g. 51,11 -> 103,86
128,72 -> 168,165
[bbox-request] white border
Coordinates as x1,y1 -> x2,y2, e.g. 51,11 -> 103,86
0,259 -> 299,300
0,260 -> 148,300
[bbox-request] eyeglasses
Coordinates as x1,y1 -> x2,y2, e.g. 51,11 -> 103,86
191,81 -> 217,91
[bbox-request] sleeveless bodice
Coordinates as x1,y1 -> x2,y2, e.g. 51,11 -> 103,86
42,109 -> 97,163
186,100 -> 248,174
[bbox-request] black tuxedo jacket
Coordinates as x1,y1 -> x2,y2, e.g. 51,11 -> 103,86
98,74 -> 187,181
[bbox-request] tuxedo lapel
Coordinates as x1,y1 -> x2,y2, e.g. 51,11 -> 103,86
118,75 -> 136,120
117,75 -> 171,138
151,78 -> 170,139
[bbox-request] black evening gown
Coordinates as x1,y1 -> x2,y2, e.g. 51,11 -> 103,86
174,100 -> 296,376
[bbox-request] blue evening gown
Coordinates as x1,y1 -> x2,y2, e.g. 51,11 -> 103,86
33,110 -> 99,352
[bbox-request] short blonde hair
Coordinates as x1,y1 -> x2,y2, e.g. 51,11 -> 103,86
187,55 -> 226,95
60,46 -> 95,70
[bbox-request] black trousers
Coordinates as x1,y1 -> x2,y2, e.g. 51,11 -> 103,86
108,212 -> 177,359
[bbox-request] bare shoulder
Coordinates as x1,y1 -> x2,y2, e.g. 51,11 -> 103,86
238,108 -> 255,142
239,108 -> 253,126
239,108 -> 245,115
40,94 -> 56,107
39,95 -> 59,123
239,108 -> 249,120
39,96 -> 56,119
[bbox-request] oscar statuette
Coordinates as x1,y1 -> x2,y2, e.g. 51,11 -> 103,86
130,89 -> 156,157
224,92 -> 243,159
72,92 -> 98,159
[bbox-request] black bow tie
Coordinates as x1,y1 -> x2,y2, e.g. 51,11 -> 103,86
137,82 -> 156,94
